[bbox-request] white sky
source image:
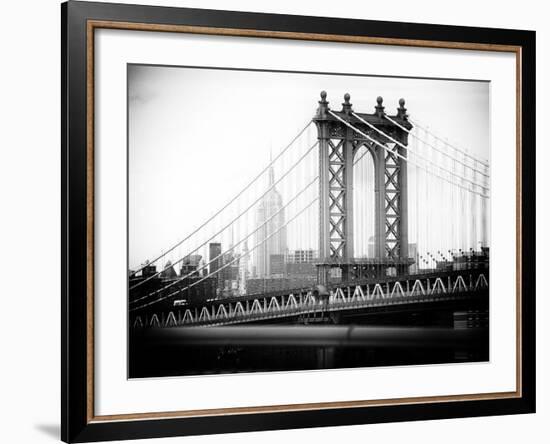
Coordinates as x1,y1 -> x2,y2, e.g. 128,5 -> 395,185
128,65 -> 490,269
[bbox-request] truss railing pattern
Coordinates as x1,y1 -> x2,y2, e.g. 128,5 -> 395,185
133,271 -> 488,329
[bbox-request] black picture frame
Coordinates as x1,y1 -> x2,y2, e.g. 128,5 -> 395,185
61,1 -> 536,442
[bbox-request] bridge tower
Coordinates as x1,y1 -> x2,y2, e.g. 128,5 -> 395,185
314,91 -> 413,284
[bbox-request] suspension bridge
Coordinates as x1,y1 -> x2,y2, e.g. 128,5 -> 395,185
129,91 -> 489,330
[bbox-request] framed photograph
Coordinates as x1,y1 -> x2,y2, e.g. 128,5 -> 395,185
61,1 -> 535,442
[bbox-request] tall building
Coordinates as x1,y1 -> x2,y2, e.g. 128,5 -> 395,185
239,241 -> 250,295
180,254 -> 202,277
220,250 -> 240,297
160,260 -> 177,279
208,243 -> 222,275
286,249 -> 316,263
253,165 -> 287,277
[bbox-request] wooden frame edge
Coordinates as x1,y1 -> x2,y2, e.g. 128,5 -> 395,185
72,9 -> 531,435
515,46 -> 523,398
89,19 -> 522,53
90,391 -> 520,423
86,18 -> 95,424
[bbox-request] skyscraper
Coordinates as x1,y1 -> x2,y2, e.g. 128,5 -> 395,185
253,165 -> 287,277
208,243 -> 222,276
239,240 -> 250,295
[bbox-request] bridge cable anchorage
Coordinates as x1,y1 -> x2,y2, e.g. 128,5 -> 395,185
408,116 -> 489,167
130,139 -> 319,291
130,196 -> 320,312
130,175 -> 319,305
352,112 -> 489,191
129,119 -> 313,278
383,115 -> 489,177
327,110 -> 489,199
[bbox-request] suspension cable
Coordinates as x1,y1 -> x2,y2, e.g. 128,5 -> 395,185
130,140 -> 319,290
383,115 -> 489,176
130,196 -> 319,311
129,120 -> 313,277
408,116 -> 489,167
130,176 -> 319,304
328,111 -> 489,199
353,112 -> 488,190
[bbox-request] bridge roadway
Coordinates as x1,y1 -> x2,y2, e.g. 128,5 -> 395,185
132,267 -> 489,328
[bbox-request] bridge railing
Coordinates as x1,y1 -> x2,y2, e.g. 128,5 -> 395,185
132,271 -> 489,329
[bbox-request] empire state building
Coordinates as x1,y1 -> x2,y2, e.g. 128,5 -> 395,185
253,166 -> 287,277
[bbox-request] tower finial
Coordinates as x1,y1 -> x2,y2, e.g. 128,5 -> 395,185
397,98 -> 407,119
375,96 -> 385,117
342,93 -> 353,114
316,90 -> 329,118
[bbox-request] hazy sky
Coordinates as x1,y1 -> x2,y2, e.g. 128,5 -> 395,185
128,65 -> 490,269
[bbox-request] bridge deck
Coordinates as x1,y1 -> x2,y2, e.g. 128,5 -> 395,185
133,268 -> 489,328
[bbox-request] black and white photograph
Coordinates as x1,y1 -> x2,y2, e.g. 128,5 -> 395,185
2,0 -> 544,440
128,65 -> 491,378
0,0 -> 544,441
